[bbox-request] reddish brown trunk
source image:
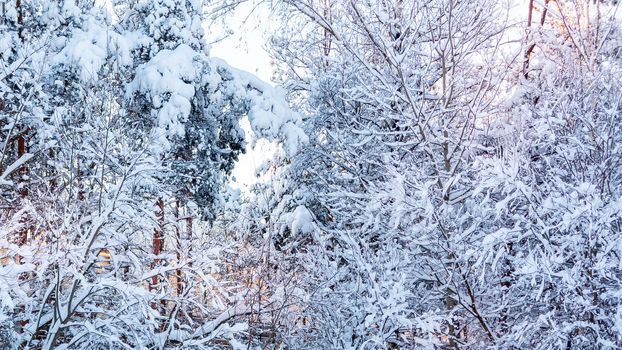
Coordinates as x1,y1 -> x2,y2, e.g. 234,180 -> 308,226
13,1 -> 27,334
15,131 -> 28,331
523,0 -> 550,78
49,151 -> 57,193
0,98 -> 3,176
77,160 -> 85,201
16,132 -> 28,265
150,198 -> 165,291
499,242 -> 514,335
17,133 -> 26,198
15,0 -> 23,42
183,215 -> 193,319
175,199 -> 183,296
187,216 -> 192,267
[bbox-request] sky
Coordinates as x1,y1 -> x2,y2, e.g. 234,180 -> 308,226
206,3 -> 277,192
208,3 -> 274,83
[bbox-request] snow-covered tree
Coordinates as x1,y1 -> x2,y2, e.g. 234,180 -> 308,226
3,0 -> 621,348
262,0 -> 622,348
474,1 -> 622,347
0,0 -> 305,348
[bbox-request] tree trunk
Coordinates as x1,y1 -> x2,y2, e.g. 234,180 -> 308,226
16,0 -> 23,41
175,199 -> 183,296
150,197 -> 165,292
523,0 -> 550,78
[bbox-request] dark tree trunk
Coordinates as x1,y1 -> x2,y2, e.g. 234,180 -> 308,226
151,197 -> 165,292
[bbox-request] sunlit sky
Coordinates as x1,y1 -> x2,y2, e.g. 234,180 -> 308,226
206,3 -> 277,191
